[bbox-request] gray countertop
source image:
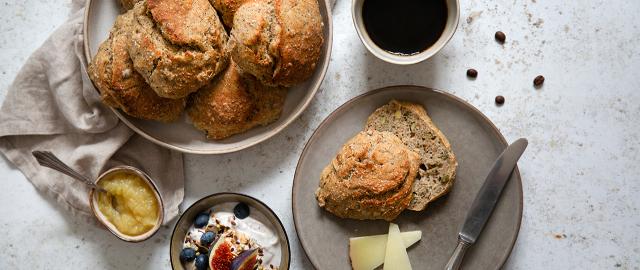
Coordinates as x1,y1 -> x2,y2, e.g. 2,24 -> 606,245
1,0 -> 639,269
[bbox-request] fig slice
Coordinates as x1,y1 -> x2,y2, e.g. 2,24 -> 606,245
231,249 -> 259,270
209,232 -> 234,270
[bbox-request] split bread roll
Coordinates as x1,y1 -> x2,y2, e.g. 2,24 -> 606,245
88,11 -> 186,122
229,0 -> 323,87
315,130 -> 420,221
366,100 -> 458,211
128,0 -> 229,99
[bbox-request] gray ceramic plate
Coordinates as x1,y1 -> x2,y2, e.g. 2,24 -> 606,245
292,86 -> 522,269
83,0 -> 332,154
170,193 -> 291,269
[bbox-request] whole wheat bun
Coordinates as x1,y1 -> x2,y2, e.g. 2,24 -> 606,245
315,130 -> 420,221
128,0 -> 229,99
187,60 -> 287,139
229,0 -> 323,87
88,11 -> 186,122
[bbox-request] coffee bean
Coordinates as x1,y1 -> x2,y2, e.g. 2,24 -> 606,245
466,68 -> 478,78
495,31 -> 506,43
534,75 -> 545,86
495,95 -> 505,105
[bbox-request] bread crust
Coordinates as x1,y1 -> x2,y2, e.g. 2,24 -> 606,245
211,0 -> 249,27
229,0 -> 323,87
88,11 -> 186,122
270,0 -> 323,86
315,130 -> 420,221
228,0 -> 280,86
128,0 -> 228,99
120,0 -> 142,10
187,61 -> 287,139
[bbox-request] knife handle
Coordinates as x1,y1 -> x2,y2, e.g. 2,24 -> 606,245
444,239 -> 471,270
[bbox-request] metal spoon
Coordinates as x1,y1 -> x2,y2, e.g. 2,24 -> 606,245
31,151 -> 107,191
31,151 -> 116,211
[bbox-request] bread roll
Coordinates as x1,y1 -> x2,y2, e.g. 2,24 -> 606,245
229,0 -> 323,87
315,130 -> 420,221
88,11 -> 186,122
366,100 -> 458,211
128,0 -> 228,99
187,61 -> 287,139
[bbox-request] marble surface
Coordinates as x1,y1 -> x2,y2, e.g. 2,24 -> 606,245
1,0 -> 639,269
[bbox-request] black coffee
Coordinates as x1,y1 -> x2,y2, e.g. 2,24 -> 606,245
362,0 -> 448,55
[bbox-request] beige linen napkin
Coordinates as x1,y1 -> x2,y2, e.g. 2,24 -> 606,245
0,0 -> 184,225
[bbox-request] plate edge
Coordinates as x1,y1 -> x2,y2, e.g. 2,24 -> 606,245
82,0 -> 334,154
169,192 -> 292,270
291,85 -> 524,269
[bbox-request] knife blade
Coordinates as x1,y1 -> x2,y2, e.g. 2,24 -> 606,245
445,138 -> 528,270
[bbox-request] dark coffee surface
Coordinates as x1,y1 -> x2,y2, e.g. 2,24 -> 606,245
362,0 -> 448,55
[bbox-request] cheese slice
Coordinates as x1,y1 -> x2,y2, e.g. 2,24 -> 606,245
349,231 -> 421,270
383,223 -> 412,270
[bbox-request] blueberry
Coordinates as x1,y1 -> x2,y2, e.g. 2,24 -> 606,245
233,203 -> 250,219
194,213 -> 210,228
200,231 -> 216,246
194,254 -> 208,270
179,247 -> 196,262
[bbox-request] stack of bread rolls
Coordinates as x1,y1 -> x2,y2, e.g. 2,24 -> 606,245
88,0 -> 323,139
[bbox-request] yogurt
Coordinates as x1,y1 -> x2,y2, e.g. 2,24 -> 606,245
181,202 -> 281,269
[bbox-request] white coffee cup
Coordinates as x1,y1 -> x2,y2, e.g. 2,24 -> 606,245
351,0 -> 459,65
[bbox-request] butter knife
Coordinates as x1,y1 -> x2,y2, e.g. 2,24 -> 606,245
444,138 -> 528,270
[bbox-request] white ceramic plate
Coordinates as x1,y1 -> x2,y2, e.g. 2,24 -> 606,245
83,0 -> 332,154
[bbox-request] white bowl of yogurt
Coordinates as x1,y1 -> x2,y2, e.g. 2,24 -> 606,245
170,193 -> 290,270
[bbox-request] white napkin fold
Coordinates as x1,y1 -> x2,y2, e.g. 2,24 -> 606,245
0,0 -> 184,225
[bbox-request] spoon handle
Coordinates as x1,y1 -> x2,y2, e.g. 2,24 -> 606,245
31,151 -> 104,192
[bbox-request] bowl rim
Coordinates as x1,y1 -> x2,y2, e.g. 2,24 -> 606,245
291,85 -> 523,269
82,0 -> 334,154
89,165 -> 165,243
169,192 -> 291,270
350,0 -> 460,65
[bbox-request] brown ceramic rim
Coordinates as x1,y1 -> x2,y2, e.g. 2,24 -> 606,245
83,0 -> 333,154
89,165 -> 165,243
291,85 -> 523,269
169,192 -> 291,270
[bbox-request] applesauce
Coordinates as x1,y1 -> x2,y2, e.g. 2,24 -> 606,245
96,171 -> 159,236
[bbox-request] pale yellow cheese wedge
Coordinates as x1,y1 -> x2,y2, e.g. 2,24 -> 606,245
383,223 -> 412,270
350,231 -> 421,270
